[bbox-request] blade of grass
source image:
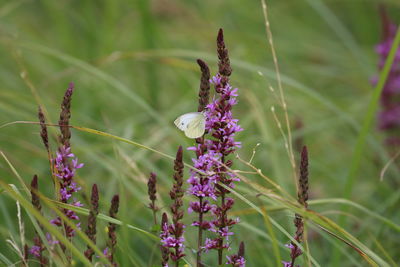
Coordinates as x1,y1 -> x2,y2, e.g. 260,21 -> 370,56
0,181 -> 94,266
218,183 -> 320,267
0,151 -> 30,196
8,184 -> 67,266
223,179 -> 388,266
0,251 -> 13,266
54,201 -> 158,241
310,198 -> 400,232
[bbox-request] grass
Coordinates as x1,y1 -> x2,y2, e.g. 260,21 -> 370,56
0,0 -> 400,266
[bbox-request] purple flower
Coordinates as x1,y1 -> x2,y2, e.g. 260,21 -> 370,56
281,261 -> 300,267
160,222 -> 185,249
45,233 -> 59,246
96,247 -> 109,259
188,200 -> 212,214
202,238 -> 219,252
218,226 -> 234,240
285,242 -> 302,259
50,145 -> 84,238
29,245 -> 41,257
226,255 -> 246,267
187,72 -> 243,259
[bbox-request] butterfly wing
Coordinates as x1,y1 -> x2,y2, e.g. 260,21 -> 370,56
185,114 -> 206,138
174,112 -> 205,139
174,112 -> 199,130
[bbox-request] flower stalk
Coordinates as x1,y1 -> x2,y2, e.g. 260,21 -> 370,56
194,58 -> 211,267
58,82 -> 74,148
49,84 -> 84,261
106,194 -> 120,266
38,107 -> 49,153
160,213 -> 170,267
147,172 -> 159,225
160,146 -> 186,266
187,28 -> 243,266
29,175 -> 48,266
84,184 -> 99,261
169,146 -> 185,265
283,146 -> 309,267
226,241 -> 246,267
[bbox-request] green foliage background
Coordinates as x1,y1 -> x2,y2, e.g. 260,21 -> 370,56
0,0 -> 399,266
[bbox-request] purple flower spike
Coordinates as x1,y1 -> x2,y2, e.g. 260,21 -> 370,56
190,29 -> 244,265
50,145 -> 84,239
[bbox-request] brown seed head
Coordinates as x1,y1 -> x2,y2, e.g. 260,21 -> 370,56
59,82 -> 74,147
30,175 -> 41,212
238,241 -> 245,258
107,194 -> 120,265
217,28 -> 232,79
298,146 -> 309,208
85,184 -> 99,261
197,59 -> 211,112
109,194 -> 119,218
148,172 -> 157,203
38,106 -> 49,152
170,146 -> 184,224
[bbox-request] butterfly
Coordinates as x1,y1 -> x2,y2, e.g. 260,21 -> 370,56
174,112 -> 206,139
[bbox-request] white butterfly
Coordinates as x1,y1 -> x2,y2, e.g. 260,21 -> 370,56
174,112 -> 206,139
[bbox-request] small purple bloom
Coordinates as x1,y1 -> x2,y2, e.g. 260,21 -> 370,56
46,233 -> 59,245
160,221 -> 185,250
29,245 -> 41,257
226,255 -> 246,267
285,242 -> 302,258
202,238 -> 219,252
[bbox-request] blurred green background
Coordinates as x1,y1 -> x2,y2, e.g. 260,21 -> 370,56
0,0 -> 399,266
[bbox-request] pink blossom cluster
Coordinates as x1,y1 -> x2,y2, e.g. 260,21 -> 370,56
187,73 -> 243,259
50,146 -> 84,237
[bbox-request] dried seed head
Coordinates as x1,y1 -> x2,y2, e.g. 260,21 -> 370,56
238,241 -> 245,258
298,146 -> 309,208
197,59 -> 211,112
85,184 -> 99,261
161,212 -> 168,227
30,175 -> 41,212
59,83 -> 74,147
107,194 -> 120,265
38,106 -> 49,152
147,172 -> 157,203
173,146 -> 184,185
217,28 -> 232,79
30,175 -> 48,265
90,184 -> 99,215
170,146 -> 184,223
109,194 -> 119,219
